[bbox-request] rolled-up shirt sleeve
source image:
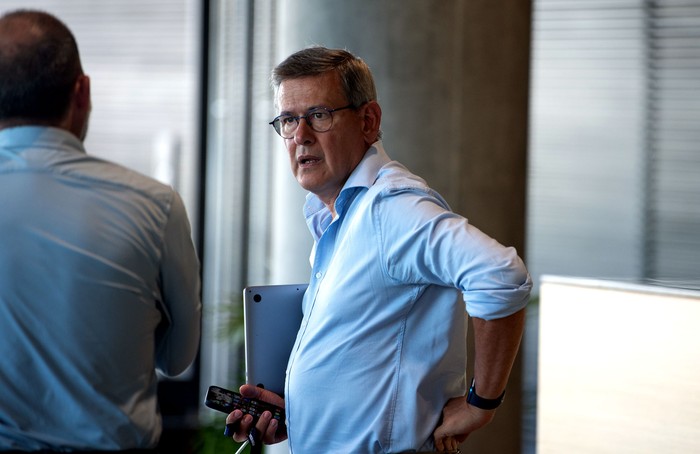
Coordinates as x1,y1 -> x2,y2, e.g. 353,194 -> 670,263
379,187 -> 532,320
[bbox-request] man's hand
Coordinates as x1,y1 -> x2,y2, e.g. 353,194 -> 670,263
432,396 -> 496,452
225,384 -> 287,446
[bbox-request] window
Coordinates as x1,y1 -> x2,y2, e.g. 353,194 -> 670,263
528,0 -> 700,287
526,2 -> 700,451
645,1 -> 700,279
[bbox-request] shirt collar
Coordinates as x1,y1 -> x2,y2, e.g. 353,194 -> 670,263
0,126 -> 85,154
304,140 -> 392,215
303,141 -> 392,239
342,140 -> 392,191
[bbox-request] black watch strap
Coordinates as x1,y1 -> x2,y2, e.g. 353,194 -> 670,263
466,378 -> 505,410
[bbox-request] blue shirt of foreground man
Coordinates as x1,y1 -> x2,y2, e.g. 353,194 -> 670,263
0,10 -> 201,451
227,46 -> 532,453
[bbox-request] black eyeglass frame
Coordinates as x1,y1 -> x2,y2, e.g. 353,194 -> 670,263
269,104 -> 354,138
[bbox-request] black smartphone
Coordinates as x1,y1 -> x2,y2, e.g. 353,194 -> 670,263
204,385 -> 285,425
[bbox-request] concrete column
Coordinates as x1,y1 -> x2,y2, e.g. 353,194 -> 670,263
270,2 -> 532,452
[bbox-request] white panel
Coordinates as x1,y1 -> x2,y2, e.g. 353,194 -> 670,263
537,276 -> 700,454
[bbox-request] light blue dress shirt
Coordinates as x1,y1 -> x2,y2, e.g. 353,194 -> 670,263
285,142 -> 531,453
0,126 -> 201,451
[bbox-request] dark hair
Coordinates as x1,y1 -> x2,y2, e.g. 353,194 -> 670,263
271,46 -> 378,109
0,10 -> 83,123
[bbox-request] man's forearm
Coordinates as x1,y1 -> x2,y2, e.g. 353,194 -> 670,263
470,308 -> 526,398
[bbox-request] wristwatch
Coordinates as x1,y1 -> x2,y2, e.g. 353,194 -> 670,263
466,378 -> 505,410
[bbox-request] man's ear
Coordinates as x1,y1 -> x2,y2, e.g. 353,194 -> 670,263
362,101 -> 382,143
66,74 -> 91,139
74,74 -> 91,110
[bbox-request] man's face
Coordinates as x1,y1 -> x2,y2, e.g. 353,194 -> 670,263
276,71 -> 370,208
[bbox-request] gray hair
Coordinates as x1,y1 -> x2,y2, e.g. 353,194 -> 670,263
271,46 -> 378,110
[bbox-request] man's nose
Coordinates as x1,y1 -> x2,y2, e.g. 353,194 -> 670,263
293,117 -> 315,144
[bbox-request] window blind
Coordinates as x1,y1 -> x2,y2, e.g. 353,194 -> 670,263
528,0 -> 648,285
645,0 -> 700,279
528,0 -> 700,286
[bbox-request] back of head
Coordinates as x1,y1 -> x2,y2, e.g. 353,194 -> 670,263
0,9 -> 83,125
271,46 -> 378,109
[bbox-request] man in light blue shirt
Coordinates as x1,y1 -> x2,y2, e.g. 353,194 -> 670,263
227,46 -> 531,453
0,10 -> 201,451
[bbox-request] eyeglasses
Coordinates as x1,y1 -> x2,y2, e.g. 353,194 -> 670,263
269,105 -> 354,138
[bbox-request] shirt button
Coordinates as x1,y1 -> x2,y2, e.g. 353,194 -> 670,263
315,272 -> 322,279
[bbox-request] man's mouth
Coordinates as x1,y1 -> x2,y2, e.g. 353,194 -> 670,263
298,155 -> 321,166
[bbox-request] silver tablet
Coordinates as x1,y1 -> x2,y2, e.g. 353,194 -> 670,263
243,283 -> 307,395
